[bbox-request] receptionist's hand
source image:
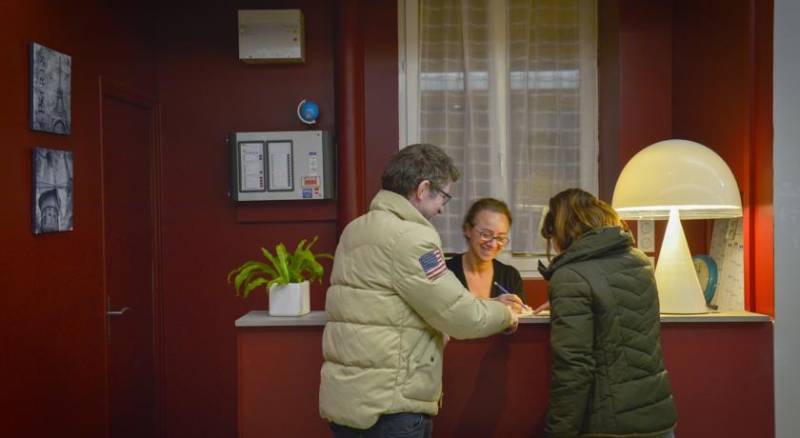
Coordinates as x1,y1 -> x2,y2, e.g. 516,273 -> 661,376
533,301 -> 550,314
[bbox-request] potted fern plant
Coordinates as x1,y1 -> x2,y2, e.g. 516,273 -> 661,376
227,236 -> 333,316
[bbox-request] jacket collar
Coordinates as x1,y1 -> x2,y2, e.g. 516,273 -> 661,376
538,226 -> 634,280
370,190 -> 436,229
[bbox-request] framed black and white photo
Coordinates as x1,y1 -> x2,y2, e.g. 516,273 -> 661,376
30,42 -> 71,135
32,147 -> 73,234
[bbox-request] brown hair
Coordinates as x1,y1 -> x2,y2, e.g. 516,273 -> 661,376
462,198 -> 513,230
540,188 -> 628,257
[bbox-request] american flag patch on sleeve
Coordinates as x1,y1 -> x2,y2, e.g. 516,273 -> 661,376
419,247 -> 447,281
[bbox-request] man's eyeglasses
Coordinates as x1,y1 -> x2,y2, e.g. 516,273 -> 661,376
436,188 -> 453,206
476,229 -> 509,246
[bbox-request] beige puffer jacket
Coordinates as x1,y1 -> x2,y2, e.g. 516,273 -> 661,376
319,190 -> 512,429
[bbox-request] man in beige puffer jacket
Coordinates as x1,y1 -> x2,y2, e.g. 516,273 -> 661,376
320,144 -> 520,437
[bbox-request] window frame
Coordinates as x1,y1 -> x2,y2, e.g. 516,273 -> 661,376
398,0 -> 598,279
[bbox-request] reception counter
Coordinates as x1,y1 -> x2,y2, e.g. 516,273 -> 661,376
236,311 -> 772,437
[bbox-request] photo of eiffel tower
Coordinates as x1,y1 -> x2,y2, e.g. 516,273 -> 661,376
30,42 -> 71,135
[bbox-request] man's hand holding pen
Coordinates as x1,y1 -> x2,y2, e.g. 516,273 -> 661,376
494,293 -> 528,314
498,303 -> 520,334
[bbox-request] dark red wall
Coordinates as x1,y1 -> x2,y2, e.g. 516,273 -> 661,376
0,1 -> 157,437
154,1 -> 345,436
363,1 -> 400,202
671,0 -> 774,315
1,1 -> 773,437
598,0 -> 708,259
618,0 -> 674,166
156,1 -> 772,436
596,0 -> 773,314
598,0 -> 673,200
154,1 -> 400,436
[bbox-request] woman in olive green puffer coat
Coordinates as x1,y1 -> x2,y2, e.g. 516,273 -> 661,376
538,188 -> 678,438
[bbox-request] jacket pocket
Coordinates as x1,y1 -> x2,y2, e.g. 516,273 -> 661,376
401,333 -> 442,402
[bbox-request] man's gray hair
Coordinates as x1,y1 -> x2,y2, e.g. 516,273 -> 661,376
381,143 -> 460,197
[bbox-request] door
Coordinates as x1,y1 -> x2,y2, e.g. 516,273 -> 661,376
101,83 -> 159,438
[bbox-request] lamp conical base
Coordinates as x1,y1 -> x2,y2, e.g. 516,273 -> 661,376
655,208 -> 708,314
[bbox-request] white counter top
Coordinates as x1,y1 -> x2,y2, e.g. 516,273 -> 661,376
235,310 -> 770,327
236,311 -> 329,327
658,310 -> 770,322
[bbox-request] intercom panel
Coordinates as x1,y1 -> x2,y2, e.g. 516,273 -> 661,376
230,130 -> 334,201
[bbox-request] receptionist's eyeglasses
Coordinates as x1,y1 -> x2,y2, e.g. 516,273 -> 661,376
476,229 -> 509,246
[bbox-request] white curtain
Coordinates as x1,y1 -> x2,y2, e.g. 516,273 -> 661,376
416,0 -> 597,254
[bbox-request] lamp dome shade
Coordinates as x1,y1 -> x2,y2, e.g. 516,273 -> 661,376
612,139 -> 742,220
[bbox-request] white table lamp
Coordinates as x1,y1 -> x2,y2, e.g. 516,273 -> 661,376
612,139 -> 742,314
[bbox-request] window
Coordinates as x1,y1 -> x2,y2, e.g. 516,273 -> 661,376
399,0 -> 598,276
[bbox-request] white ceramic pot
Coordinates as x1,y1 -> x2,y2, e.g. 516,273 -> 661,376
268,281 -> 310,316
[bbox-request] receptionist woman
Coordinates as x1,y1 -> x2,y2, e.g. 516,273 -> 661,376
446,198 -> 526,306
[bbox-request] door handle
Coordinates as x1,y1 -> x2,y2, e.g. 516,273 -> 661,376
106,296 -> 132,343
107,307 -> 131,317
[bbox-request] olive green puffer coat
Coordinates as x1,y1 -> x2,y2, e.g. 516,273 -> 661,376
539,227 -> 677,437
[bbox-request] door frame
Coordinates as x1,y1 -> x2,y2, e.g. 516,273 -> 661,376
98,77 -> 165,438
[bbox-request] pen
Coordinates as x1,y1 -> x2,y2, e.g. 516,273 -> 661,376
493,281 -> 532,312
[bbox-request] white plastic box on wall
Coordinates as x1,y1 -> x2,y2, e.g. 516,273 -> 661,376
238,9 -> 304,63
